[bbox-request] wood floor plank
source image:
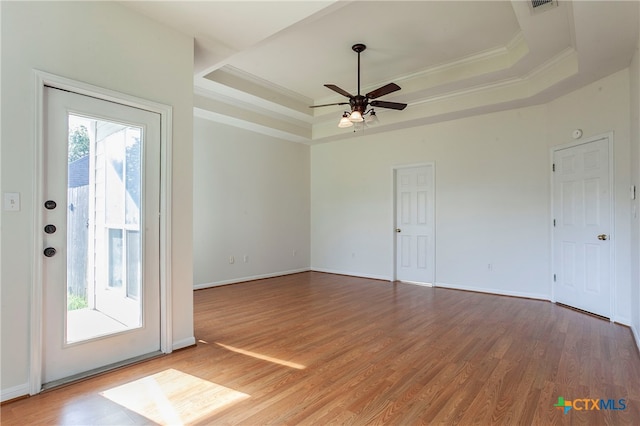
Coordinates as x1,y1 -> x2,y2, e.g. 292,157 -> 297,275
2,271 -> 639,425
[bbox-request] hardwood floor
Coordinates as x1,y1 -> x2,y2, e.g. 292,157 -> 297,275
2,271 -> 639,425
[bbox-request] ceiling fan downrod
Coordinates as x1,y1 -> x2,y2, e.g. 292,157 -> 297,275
352,43 -> 366,96
349,43 -> 368,115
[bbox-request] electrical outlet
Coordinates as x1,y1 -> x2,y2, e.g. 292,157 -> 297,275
244,255 -> 248,263
229,256 -> 235,264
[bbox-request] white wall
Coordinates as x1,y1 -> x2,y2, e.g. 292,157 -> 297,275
1,1 -> 194,400
630,10 -> 640,348
311,106 -> 550,297
311,70 -> 632,315
193,117 -> 310,287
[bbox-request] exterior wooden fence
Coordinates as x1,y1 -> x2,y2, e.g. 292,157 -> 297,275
67,185 -> 89,301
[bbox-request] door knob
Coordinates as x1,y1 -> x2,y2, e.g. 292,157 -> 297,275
597,234 -> 608,241
43,247 -> 56,257
395,228 -> 402,233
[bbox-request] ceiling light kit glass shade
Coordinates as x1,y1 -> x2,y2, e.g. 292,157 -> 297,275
337,108 -> 378,128
338,112 -> 353,128
365,109 -> 379,124
348,110 -> 363,122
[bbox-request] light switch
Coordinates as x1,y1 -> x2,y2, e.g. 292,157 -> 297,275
3,192 -> 20,211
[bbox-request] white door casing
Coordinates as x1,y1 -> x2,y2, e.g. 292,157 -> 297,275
552,135 -> 613,318
395,165 -> 435,285
31,71 -> 173,394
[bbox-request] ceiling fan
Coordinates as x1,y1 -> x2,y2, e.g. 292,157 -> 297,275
310,43 -> 407,128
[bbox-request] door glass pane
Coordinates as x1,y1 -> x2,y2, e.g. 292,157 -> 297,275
66,114 -> 143,344
125,130 -> 141,226
108,229 -> 123,289
105,125 -> 125,225
127,230 -> 141,300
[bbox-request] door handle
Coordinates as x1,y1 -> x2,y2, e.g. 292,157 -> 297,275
395,228 -> 402,233
597,234 -> 608,241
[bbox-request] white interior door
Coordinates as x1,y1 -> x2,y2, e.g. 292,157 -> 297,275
553,136 -> 612,318
42,86 -> 161,385
395,165 -> 435,284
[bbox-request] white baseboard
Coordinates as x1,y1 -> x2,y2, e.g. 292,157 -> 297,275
172,336 -> 196,351
632,324 -> 640,354
1,382 -> 29,403
194,268 -> 311,290
435,281 -> 550,301
434,283 -> 631,328
310,267 -> 392,282
613,315 -> 631,327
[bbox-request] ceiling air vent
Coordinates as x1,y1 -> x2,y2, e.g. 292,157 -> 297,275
529,0 -> 558,14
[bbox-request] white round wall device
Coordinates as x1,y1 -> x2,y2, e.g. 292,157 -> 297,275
572,129 -> 583,139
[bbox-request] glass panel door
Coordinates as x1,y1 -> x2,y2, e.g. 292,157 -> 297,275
43,86 -> 160,385
66,115 -> 143,344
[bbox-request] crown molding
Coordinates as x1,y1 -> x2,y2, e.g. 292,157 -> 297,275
194,80 -> 314,124
193,40 -> 581,143
194,107 -> 312,145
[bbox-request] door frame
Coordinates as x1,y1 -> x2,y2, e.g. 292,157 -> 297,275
30,70 -> 173,394
391,162 -> 436,284
550,132 -> 615,318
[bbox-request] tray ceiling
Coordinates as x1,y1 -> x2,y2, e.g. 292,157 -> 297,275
121,1 -> 639,144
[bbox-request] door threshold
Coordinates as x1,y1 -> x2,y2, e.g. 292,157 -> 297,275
41,350 -> 164,392
398,280 -> 434,287
556,303 -> 610,322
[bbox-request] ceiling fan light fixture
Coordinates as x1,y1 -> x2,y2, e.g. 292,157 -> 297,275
314,43 -> 407,131
349,110 -> 364,122
365,109 -> 379,125
338,112 -> 354,128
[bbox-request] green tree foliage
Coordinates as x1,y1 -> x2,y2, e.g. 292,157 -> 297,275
67,293 -> 88,311
68,125 -> 90,162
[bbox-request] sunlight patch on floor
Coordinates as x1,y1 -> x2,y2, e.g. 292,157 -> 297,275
100,368 -> 249,424
215,342 -> 306,370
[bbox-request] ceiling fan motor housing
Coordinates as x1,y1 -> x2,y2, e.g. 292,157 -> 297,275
350,95 -> 368,113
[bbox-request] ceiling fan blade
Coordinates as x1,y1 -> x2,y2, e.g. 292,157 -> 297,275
366,82 -> 401,99
325,84 -> 354,99
370,100 -> 407,110
309,102 -> 350,108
